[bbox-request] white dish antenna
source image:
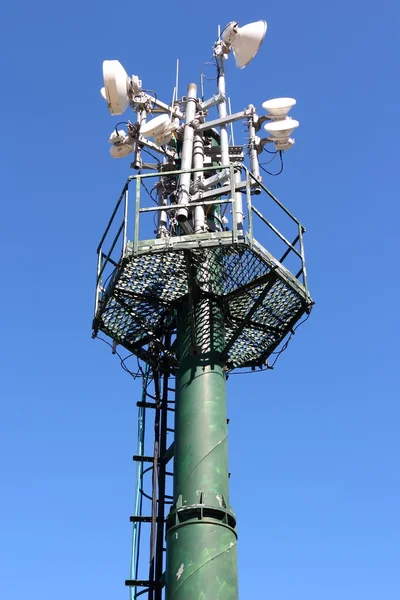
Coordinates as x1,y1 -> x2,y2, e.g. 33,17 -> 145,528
264,118 -> 299,139
274,138 -> 295,151
141,114 -> 171,138
100,87 -> 107,100
222,20 -> 267,69
108,129 -> 135,158
103,60 -> 131,115
110,143 -> 134,158
262,97 -> 296,117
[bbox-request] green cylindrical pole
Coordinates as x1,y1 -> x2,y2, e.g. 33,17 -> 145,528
166,288 -> 238,599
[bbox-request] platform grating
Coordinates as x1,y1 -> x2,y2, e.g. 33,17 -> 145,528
94,241 -> 312,370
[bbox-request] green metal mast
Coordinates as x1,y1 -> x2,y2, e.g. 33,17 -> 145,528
166,293 -> 238,598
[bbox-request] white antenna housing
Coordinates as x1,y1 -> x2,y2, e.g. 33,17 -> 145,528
103,60 -> 131,115
110,144 -> 135,158
141,114 -> 172,138
274,138 -> 295,151
108,129 -> 135,158
262,98 -> 296,117
264,118 -> 299,139
222,20 -> 267,68
102,61 -> 142,115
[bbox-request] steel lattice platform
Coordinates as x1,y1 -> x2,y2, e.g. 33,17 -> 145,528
93,234 -> 313,371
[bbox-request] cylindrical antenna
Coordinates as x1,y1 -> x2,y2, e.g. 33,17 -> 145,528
193,133 -> 205,233
176,83 -> 197,223
170,87 -> 176,118
216,56 -> 243,231
248,112 -> 262,193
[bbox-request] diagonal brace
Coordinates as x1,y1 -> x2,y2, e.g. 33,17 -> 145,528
221,271 -> 278,360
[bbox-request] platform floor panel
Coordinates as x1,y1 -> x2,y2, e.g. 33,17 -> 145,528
94,241 -> 312,370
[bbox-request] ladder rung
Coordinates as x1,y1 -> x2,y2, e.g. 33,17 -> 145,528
137,401 -> 158,409
132,455 -> 154,463
137,401 -> 175,412
130,516 -> 166,523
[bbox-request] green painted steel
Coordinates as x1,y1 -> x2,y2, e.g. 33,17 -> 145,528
166,291 -> 238,599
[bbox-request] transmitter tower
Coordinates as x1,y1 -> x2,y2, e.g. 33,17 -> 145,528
93,18 -> 313,600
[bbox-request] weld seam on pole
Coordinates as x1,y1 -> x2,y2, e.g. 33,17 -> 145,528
173,434 -> 228,500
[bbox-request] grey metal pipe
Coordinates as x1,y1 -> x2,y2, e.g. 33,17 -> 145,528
156,181 -> 168,238
176,83 -> 197,223
193,133 -> 205,233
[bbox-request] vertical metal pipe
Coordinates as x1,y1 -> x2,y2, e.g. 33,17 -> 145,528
216,57 -> 230,168
123,186 -> 129,255
166,287 -> 238,600
228,97 -> 235,145
248,113 -> 262,194
154,363 -> 170,600
156,178 -> 168,238
133,109 -> 147,170
217,57 -> 243,231
134,177 -> 140,254
193,133 -> 205,233
246,169 -> 254,246
298,224 -> 309,294
94,250 -> 102,317
176,83 -> 197,223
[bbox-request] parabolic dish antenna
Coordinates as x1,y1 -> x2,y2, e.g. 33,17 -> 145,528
222,20 -> 267,69
103,60 -> 131,115
141,114 -> 171,138
262,97 -> 296,117
264,118 -> 299,139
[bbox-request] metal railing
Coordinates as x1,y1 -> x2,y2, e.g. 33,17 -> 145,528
94,163 -> 309,319
243,167 -> 309,294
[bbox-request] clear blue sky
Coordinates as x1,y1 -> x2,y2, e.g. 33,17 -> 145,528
1,1 -> 399,599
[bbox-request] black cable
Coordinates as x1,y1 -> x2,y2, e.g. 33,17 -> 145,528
228,311 -> 312,374
99,266 -> 118,293
142,148 -> 160,163
96,337 -> 144,379
263,146 -> 278,155
259,151 -> 278,166
268,311 -> 312,368
201,58 -> 219,81
142,89 -> 157,111
140,180 -> 157,204
259,150 -> 284,176
227,368 -> 267,376
134,589 -> 149,598
136,357 -> 145,378
115,121 -> 130,134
